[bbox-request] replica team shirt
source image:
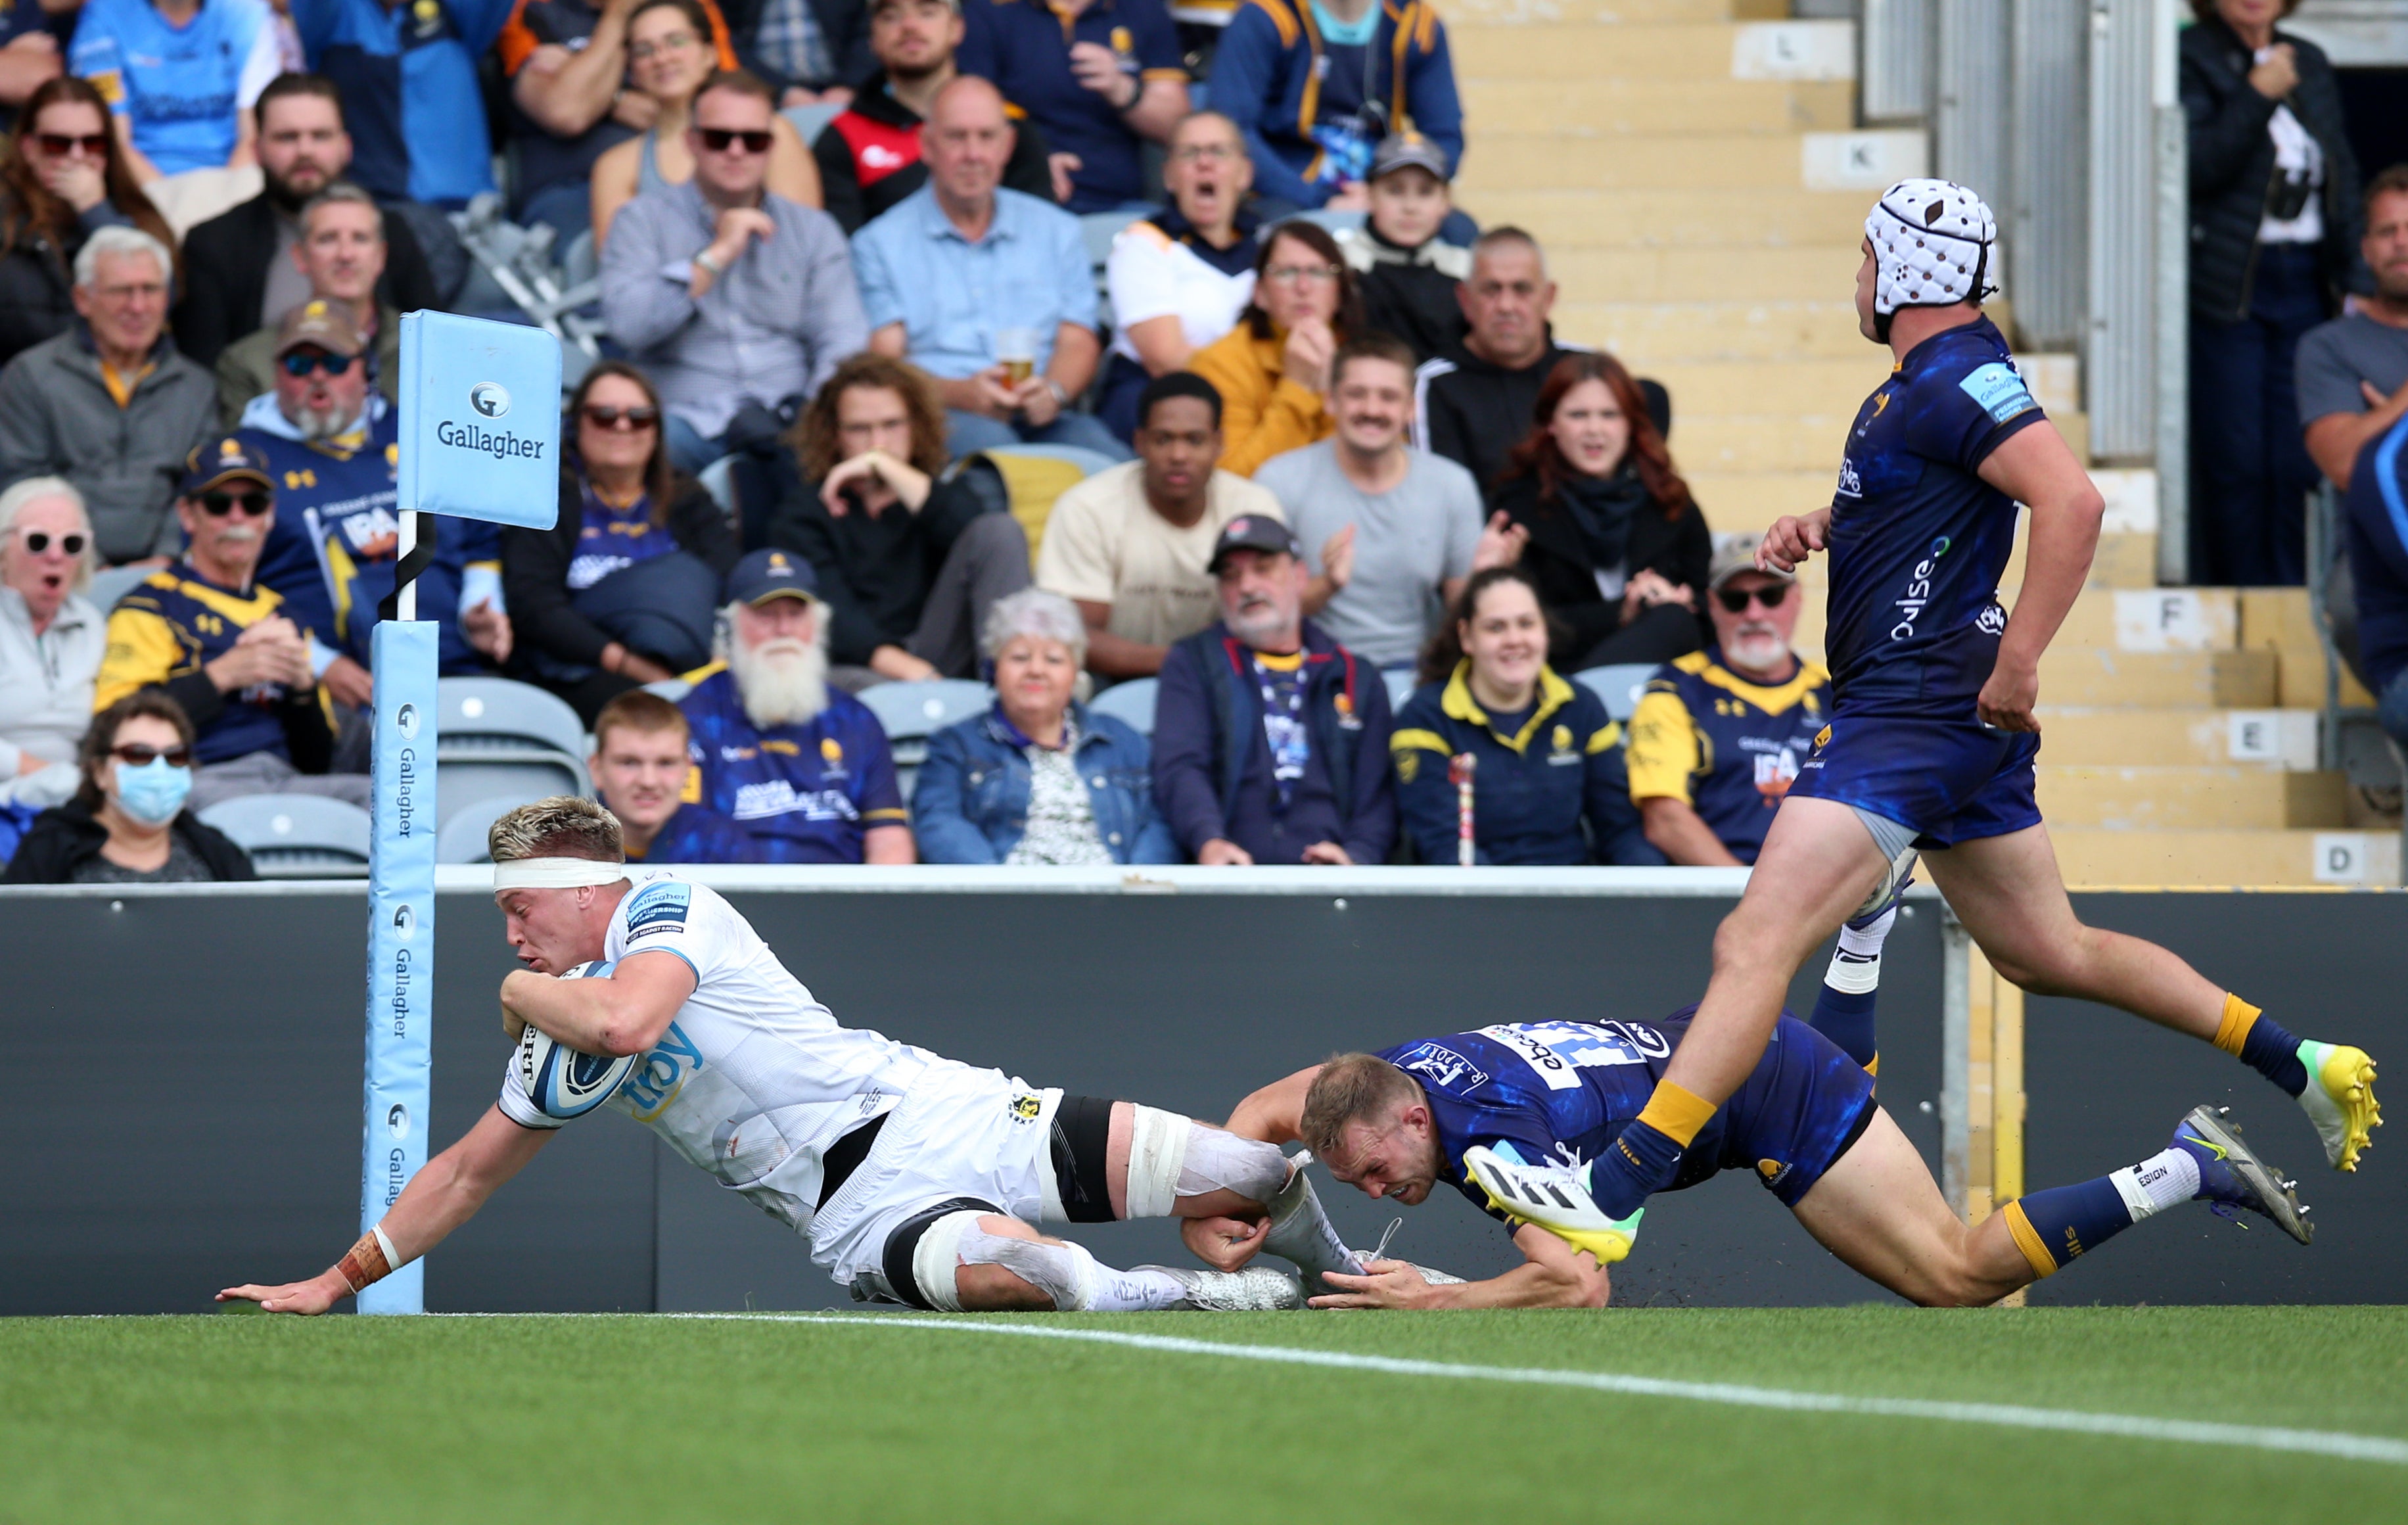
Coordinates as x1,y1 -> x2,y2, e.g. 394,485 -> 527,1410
1823,315 -> 2044,716
680,669 -> 908,863
95,563 -> 315,762
496,872 -> 938,1231
957,0 -> 1184,213
1625,647 -> 1831,864
72,0 -> 281,174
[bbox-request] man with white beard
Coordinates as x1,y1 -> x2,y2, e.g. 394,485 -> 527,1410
680,548 -> 917,863
1625,534 -> 1834,868
244,298 -> 511,715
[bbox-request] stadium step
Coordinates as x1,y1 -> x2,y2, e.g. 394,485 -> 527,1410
1447,0 -> 1790,23
2035,766 -> 2348,831
1457,134 -> 1829,193
1450,24 -> 1772,84
2035,649 -> 2279,710
1460,78 -> 1854,137
1560,302 -> 1870,364
2051,828 -> 2400,887
2033,707 -> 2319,769
1550,247 -> 1863,306
1464,189 -> 1869,249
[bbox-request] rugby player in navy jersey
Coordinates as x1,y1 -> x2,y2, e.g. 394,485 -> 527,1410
1528,180 -> 2376,1269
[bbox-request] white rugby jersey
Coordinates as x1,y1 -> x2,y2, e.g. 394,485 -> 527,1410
496,871 -> 937,1230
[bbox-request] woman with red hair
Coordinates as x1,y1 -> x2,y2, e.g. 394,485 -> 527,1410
0,76 -> 175,369
1487,351 -> 1711,669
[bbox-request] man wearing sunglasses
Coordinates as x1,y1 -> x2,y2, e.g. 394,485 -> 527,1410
599,67 -> 868,475
92,437 -> 371,812
1625,536 -> 1830,870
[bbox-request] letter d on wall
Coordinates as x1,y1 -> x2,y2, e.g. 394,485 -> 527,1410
360,619 -> 436,1315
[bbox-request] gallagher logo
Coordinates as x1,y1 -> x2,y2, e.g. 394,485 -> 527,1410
469,381 -> 511,417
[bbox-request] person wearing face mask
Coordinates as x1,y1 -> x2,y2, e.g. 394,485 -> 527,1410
0,479 -> 104,836
1388,564 -> 1642,866
910,587 -> 1172,864
92,436 -> 369,811
2,690 -> 257,882
1623,536 -> 1831,868
1487,350 -> 1710,670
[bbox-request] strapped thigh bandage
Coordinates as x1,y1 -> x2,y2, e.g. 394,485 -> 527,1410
913,1211 -> 1105,1311
1119,1108 -> 1295,1219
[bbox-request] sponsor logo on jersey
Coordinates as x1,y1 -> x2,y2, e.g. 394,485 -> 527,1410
1478,1021 -> 1673,1091
1394,1042 -> 1488,1092
620,1021 -> 705,1121
730,780 -> 861,822
1957,362 -> 2038,427
1835,456 -> 1863,499
1887,536 -> 1953,642
1976,601 -> 2008,636
1009,1092 -> 1043,1123
1757,1157 -> 1793,1186
624,880 -> 692,939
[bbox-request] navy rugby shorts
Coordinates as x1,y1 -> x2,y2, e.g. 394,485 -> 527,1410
1786,712 -> 2043,849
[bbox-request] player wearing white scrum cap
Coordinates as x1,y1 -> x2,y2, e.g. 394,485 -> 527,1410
1859,177 -> 1997,341
220,795 -> 1414,1315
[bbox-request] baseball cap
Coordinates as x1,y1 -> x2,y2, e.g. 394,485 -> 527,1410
1708,532 -> 1795,592
1207,514 -> 1299,573
727,547 -> 819,605
1368,131 -> 1451,183
273,296 -> 369,360
179,437 -> 273,498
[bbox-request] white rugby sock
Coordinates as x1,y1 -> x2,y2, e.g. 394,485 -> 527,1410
1090,1266 -> 1190,1311
1826,905 -> 1899,994
2107,1148 -> 2202,1221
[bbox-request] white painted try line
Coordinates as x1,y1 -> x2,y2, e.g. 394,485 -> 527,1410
658,1311 -> 2408,1466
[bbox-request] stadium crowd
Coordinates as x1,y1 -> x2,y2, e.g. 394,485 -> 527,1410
6,0 -> 2398,882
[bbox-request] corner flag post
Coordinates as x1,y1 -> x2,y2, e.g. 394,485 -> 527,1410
357,313 -> 560,1315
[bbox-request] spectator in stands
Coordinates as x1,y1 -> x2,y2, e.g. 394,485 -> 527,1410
1097,110 -> 1259,441
1625,536 -> 1830,867
2184,0 -> 2363,585
1151,512 -> 1393,865
212,182 -> 401,423
290,0 -> 514,207
956,0 -> 1186,214
1255,331 -> 1501,670
95,437 -> 371,810
1037,371 -> 1282,678
0,7 -> 62,127
2300,166 -> 2408,492
1188,218 -> 1358,477
1391,565 -> 1638,866
0,477 -> 101,814
70,0 -> 279,217
601,68 -> 864,475
503,361 -> 739,725
1489,350 -> 1708,670
721,0 -> 871,110
0,78 -> 179,371
174,73 -> 439,372
682,546 -> 915,861
1335,130 -> 1466,363
854,75 -> 1121,459
1,690 -> 256,882
1414,227 -> 1580,493
912,586 -> 1174,862
1207,0 -> 1460,216
590,4 -> 822,246
812,0 -> 1052,236
243,299 -> 509,715
502,0 -> 734,241
0,225 -> 216,564
587,688 -> 754,862
765,351 -> 1028,686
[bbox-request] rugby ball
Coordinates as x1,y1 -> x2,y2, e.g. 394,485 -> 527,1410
515,960 -> 636,1120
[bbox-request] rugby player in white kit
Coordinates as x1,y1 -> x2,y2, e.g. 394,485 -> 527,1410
219,797 -> 1367,1314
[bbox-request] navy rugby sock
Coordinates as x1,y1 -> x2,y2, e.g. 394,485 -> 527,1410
2000,1178 -> 2137,1279
2216,995 -> 2308,1098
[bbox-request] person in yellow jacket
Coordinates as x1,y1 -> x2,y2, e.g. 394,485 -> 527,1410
1188,220 -> 1362,477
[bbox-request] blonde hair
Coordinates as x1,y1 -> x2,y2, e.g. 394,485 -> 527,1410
1297,1054 -> 1424,1160
488,795 -> 625,864
0,476 -> 92,595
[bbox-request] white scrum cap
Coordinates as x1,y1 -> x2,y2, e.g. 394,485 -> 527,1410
1864,179 -> 1997,317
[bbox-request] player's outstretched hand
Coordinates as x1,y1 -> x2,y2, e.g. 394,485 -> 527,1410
1976,657 -> 2043,733
1181,1213 -> 1269,1271
1308,1259 -> 1433,1311
216,1273 -> 345,1315
1759,507 -> 1830,573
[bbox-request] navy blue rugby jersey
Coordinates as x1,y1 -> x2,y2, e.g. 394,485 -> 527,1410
1824,316 -> 2046,715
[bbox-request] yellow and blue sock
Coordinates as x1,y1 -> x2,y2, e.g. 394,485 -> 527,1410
2213,995 -> 2308,1098
2001,1146 -> 2202,1279
1590,1083 -> 1715,1219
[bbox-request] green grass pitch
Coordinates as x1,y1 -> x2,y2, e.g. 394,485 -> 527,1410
3,1307 -> 2403,1524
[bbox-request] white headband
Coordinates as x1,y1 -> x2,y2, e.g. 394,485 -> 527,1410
1864,177 -> 1997,317
492,857 -> 631,891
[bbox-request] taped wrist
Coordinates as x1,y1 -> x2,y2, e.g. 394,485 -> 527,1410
335,1225 -> 398,1294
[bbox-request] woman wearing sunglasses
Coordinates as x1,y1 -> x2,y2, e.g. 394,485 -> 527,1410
0,480 -> 104,836
1,690 -> 256,883
1389,564 -> 1649,866
1487,350 -> 1711,671
1624,535 -> 1832,868
589,0 -> 821,248
501,360 -> 739,725
0,76 -> 177,370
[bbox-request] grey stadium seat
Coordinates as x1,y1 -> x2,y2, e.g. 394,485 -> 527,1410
858,678 -> 993,802
435,677 -> 593,826
85,562 -> 154,614
1382,667 -> 1416,710
435,793 -> 522,864
1086,677 -> 1157,737
198,793 -> 372,878
1573,663 -> 1659,723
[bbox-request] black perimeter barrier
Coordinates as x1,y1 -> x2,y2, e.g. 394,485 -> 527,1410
0,876 -> 2397,1313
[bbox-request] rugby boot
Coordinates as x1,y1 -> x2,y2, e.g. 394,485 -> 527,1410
1353,1215 -> 1466,1287
2174,1106 -> 2312,1245
2295,1041 -> 2380,1172
1260,1165 -> 1365,1292
1461,1146 -> 1644,1263
1138,1265 -> 1306,1311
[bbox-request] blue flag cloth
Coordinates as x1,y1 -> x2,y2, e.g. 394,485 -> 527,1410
396,312 -> 563,530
